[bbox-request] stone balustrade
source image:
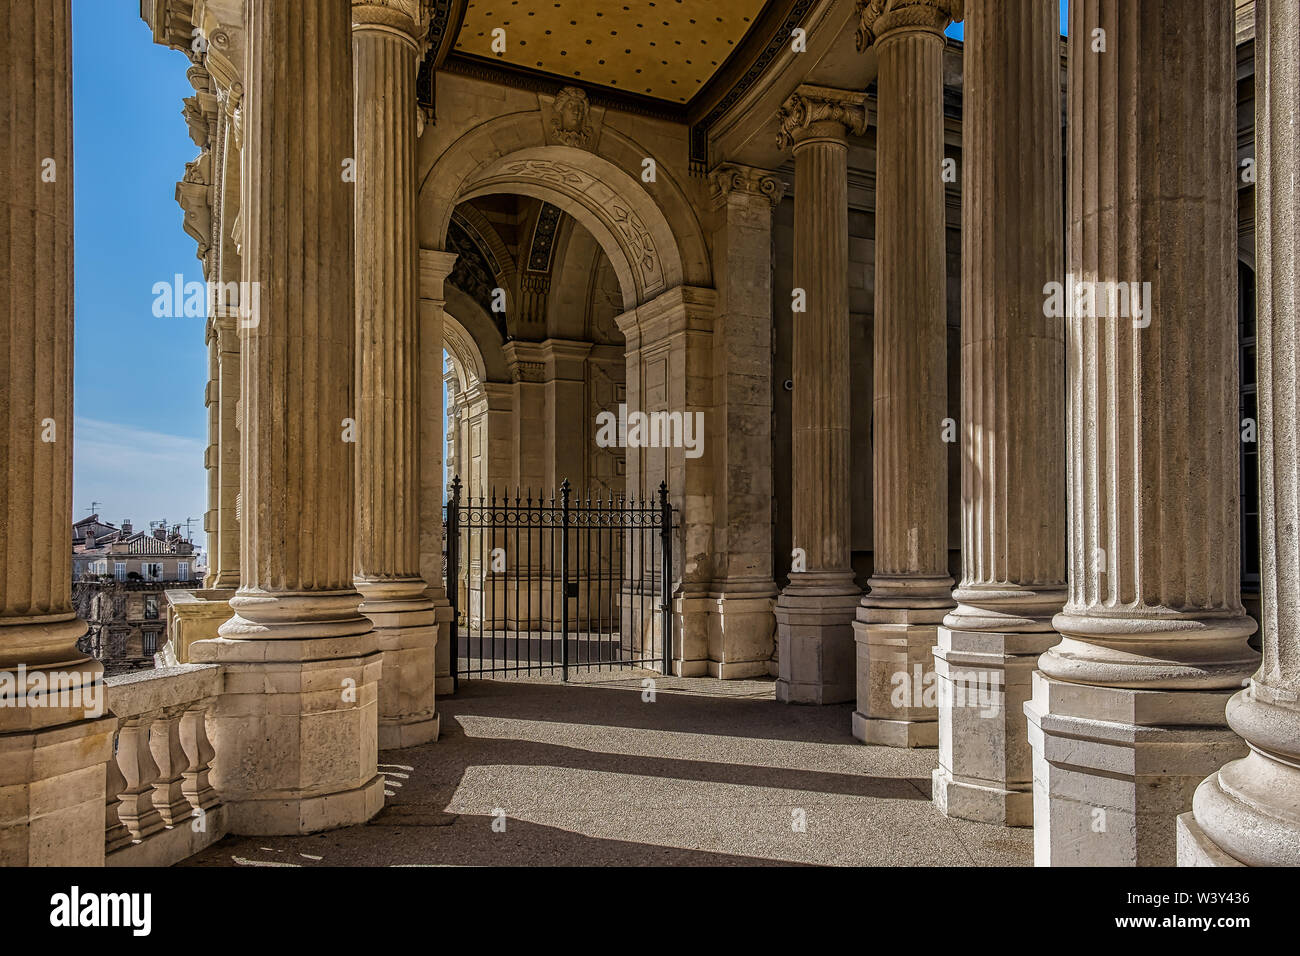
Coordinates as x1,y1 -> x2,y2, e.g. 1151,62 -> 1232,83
102,664 -> 227,866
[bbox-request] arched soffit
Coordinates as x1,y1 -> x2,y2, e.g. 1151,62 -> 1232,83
418,113 -> 710,307
459,146 -> 680,311
443,311 -> 487,394
444,284 -> 511,384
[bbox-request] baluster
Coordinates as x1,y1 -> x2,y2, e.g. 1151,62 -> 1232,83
180,704 -> 218,811
149,712 -> 192,825
104,731 -> 133,853
115,717 -> 164,839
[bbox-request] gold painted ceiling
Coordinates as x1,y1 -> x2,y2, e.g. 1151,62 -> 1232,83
453,0 -> 770,104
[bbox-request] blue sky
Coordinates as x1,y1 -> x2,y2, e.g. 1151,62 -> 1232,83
68,0 -> 1068,545
73,0 -> 207,537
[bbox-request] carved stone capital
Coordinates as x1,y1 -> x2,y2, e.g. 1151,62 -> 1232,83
855,0 -> 963,51
775,85 -> 868,152
709,164 -> 786,209
352,0 -> 423,40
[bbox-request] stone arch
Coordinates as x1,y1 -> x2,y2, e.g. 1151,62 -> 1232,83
444,285 -> 511,384
442,313 -> 487,394
419,112 -> 709,309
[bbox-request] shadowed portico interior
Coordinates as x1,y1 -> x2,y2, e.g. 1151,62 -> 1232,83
2,0 -> 1296,870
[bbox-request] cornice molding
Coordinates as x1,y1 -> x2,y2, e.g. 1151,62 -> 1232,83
855,0 -> 963,51
775,85 -> 869,151
708,163 -> 787,209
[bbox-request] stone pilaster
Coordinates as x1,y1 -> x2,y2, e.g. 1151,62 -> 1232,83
204,323 -> 222,586
1178,0 -> 1300,867
773,86 -> 867,704
418,250 -> 459,697
615,287 -> 716,676
853,3 -> 958,743
193,0 -> 384,835
352,0 -> 438,750
209,86 -> 242,591
933,0 -> 1064,825
212,315 -> 241,588
1025,0 -> 1258,866
0,0 -> 116,865
705,165 -> 783,679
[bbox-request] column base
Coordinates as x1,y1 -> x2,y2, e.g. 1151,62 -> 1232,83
933,767 -> 1032,824
1175,811 -> 1245,867
361,581 -> 438,751
851,710 -> 938,747
430,588 -> 455,697
932,625 -> 1057,825
191,629 -> 385,836
852,603 -> 948,747
673,591 -> 711,677
1178,689 -> 1300,867
774,578 -> 859,704
705,586 -> 776,680
1024,670 -> 1248,866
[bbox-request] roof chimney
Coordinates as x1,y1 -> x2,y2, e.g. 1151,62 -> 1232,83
122,519 -> 132,534
85,530 -> 96,549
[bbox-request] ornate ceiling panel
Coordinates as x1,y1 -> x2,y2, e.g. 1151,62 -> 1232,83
452,0 -> 769,104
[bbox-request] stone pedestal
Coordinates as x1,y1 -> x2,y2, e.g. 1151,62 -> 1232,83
0,0 -> 116,865
773,87 -> 866,705
353,0 -> 437,749
1026,0 -> 1258,866
194,0 -> 383,835
854,3 -> 957,739
932,0 -> 1065,821
1178,0 -> 1300,868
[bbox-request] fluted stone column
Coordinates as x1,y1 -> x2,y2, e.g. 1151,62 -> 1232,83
932,0 -> 1064,825
1179,0 -> 1300,867
211,90 -> 242,590
1025,0 -> 1258,866
707,164 -> 784,678
193,0 -> 384,835
774,86 -> 867,704
853,0 -> 959,745
0,0 -> 116,865
418,250 -> 458,697
352,0 -> 438,749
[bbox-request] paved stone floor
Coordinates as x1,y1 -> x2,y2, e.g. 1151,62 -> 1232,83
183,672 -> 1033,867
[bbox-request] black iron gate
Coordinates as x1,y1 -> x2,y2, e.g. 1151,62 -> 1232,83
444,477 -> 676,686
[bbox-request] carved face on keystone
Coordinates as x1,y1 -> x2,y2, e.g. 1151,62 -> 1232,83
552,87 -> 591,147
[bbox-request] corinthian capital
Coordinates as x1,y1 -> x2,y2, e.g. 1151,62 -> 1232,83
855,0 -> 964,51
352,0 -> 425,38
709,164 -> 787,208
776,85 -> 869,152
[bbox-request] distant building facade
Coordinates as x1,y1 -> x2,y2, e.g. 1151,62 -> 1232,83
72,515 -> 201,670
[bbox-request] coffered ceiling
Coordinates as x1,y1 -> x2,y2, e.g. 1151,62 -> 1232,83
451,0 -> 771,105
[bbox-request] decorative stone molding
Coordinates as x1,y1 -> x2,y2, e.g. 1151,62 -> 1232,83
775,85 -> 869,151
855,0 -> 964,50
708,163 -> 787,209
550,86 -> 594,149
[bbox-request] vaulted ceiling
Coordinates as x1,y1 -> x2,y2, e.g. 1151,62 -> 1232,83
452,0 -> 768,104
